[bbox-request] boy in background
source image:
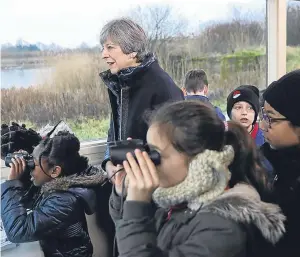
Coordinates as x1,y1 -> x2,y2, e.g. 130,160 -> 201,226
183,69 -> 226,121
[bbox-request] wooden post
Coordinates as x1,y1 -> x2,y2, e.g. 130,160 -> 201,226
267,0 -> 287,86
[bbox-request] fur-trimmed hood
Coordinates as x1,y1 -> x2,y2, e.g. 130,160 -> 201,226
41,165 -> 105,192
41,166 -> 106,214
202,184 -> 286,244
152,147 -> 285,245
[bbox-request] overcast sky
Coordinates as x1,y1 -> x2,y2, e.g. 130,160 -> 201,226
0,0 -> 266,48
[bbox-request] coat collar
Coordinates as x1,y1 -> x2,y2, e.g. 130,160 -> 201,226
99,53 -> 156,91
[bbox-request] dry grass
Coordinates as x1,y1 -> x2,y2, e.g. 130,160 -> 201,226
0,50 -> 266,125
1,53 -> 110,127
43,53 -> 106,92
2,46 -> 299,140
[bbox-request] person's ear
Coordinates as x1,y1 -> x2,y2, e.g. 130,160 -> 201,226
50,166 -> 62,178
204,85 -> 209,95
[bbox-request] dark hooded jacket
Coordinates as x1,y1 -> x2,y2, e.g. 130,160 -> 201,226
110,184 -> 285,257
100,53 -> 184,169
1,167 -> 105,257
261,143 -> 300,257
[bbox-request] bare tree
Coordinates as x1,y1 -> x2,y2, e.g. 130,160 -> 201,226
228,6 -> 266,51
128,4 -> 188,53
287,3 -> 300,46
192,6 -> 265,54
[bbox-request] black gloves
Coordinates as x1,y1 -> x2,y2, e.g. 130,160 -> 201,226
1,122 -> 42,159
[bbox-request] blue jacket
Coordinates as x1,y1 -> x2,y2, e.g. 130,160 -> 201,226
252,125 -> 265,147
185,95 -> 226,121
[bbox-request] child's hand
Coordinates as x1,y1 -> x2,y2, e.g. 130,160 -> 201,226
124,149 -> 160,202
8,157 -> 26,180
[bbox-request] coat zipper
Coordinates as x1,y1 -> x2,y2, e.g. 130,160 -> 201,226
272,174 -> 278,186
119,88 -> 123,140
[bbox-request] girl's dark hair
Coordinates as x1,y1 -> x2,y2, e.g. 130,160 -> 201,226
38,131 -> 88,176
151,100 -> 270,199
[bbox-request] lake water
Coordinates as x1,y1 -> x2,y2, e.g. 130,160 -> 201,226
1,67 -> 53,89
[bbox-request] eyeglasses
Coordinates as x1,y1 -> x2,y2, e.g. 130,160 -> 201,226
259,107 -> 288,128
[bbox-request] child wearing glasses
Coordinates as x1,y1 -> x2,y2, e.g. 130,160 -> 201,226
227,85 -> 265,147
260,69 -> 300,257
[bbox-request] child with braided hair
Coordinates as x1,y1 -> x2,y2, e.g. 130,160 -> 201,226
1,122 -> 42,158
1,131 -> 105,257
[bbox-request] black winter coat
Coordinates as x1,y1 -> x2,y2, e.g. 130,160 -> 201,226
100,53 -> 184,166
1,167 -> 105,257
261,143 -> 300,257
109,184 -> 285,257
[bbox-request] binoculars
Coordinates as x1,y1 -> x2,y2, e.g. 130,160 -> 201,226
109,139 -> 161,166
5,153 -> 35,170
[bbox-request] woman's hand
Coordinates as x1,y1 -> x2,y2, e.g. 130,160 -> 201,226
113,137 -> 132,196
8,157 -> 26,180
124,149 -> 160,202
106,161 -> 122,184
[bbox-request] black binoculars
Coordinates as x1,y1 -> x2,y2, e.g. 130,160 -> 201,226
109,139 -> 161,166
4,153 -> 35,170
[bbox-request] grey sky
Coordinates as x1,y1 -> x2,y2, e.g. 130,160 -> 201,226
0,0 -> 265,48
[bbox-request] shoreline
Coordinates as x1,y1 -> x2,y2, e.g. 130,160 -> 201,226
1,64 -> 51,70
1,58 -> 50,70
